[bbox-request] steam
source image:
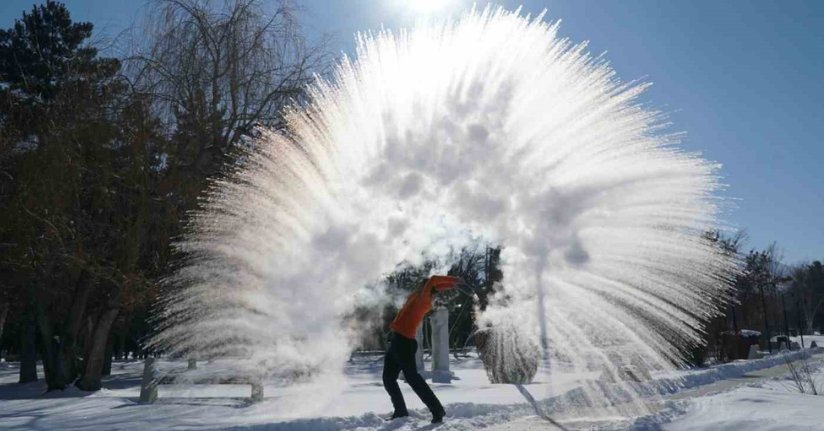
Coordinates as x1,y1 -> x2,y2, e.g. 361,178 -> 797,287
150,5 -> 734,417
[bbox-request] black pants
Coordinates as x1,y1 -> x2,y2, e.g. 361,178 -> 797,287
382,331 -> 444,415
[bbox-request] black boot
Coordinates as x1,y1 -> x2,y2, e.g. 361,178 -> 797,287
431,408 -> 445,424
390,411 -> 409,420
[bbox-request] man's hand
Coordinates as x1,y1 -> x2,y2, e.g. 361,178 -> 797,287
428,275 -> 461,291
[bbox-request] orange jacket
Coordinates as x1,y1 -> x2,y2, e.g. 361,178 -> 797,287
390,275 -> 458,339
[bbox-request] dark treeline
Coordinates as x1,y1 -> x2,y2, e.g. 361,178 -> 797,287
0,0 -> 327,391
695,232 -> 824,366
0,1 -> 821,394
357,231 -> 824,367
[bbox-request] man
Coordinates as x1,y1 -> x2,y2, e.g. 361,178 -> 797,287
383,275 -> 460,423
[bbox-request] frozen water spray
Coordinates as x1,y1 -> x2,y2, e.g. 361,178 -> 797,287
150,6 -> 735,418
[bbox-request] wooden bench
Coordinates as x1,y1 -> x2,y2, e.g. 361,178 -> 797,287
139,358 -> 263,403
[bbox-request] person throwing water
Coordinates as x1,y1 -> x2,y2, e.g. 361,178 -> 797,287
383,275 -> 460,423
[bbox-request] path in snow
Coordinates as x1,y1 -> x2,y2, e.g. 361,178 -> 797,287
487,350 -> 824,431
667,356 -> 813,400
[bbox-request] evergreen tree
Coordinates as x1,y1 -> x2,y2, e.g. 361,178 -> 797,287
1,1 -> 163,391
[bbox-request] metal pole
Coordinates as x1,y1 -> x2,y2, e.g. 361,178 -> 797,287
760,283 -> 771,354
796,298 -> 805,349
731,305 -> 739,332
782,294 -> 790,349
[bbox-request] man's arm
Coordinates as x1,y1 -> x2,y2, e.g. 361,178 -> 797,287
423,275 -> 461,294
416,275 -> 460,306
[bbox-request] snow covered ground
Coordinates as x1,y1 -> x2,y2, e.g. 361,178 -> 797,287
0,354 -> 595,430
629,336 -> 824,431
2,340 -> 824,431
636,386 -> 824,431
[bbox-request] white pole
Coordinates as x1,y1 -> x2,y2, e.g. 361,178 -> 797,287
431,308 -> 452,383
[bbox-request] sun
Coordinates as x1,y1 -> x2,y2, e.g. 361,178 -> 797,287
407,0 -> 450,13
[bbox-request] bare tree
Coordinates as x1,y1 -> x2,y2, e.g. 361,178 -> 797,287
126,0 -> 329,184
790,261 -> 824,335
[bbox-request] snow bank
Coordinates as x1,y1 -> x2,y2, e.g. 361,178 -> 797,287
632,386 -> 824,431
518,348 -> 824,420
627,351 -> 824,431
640,348 -> 823,397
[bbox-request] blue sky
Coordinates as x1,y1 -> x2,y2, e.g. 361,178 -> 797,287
2,1 -> 822,264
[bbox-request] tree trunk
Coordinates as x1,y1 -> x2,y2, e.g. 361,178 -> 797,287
102,335 -> 113,376
120,332 -> 127,360
0,302 -> 9,359
19,299 -> 38,383
34,270 -> 96,391
81,316 -> 94,369
114,331 -> 123,360
76,288 -> 120,391
60,270 -> 96,384
33,295 -> 57,388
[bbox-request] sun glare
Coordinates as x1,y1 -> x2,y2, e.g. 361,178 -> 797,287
408,0 -> 449,13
